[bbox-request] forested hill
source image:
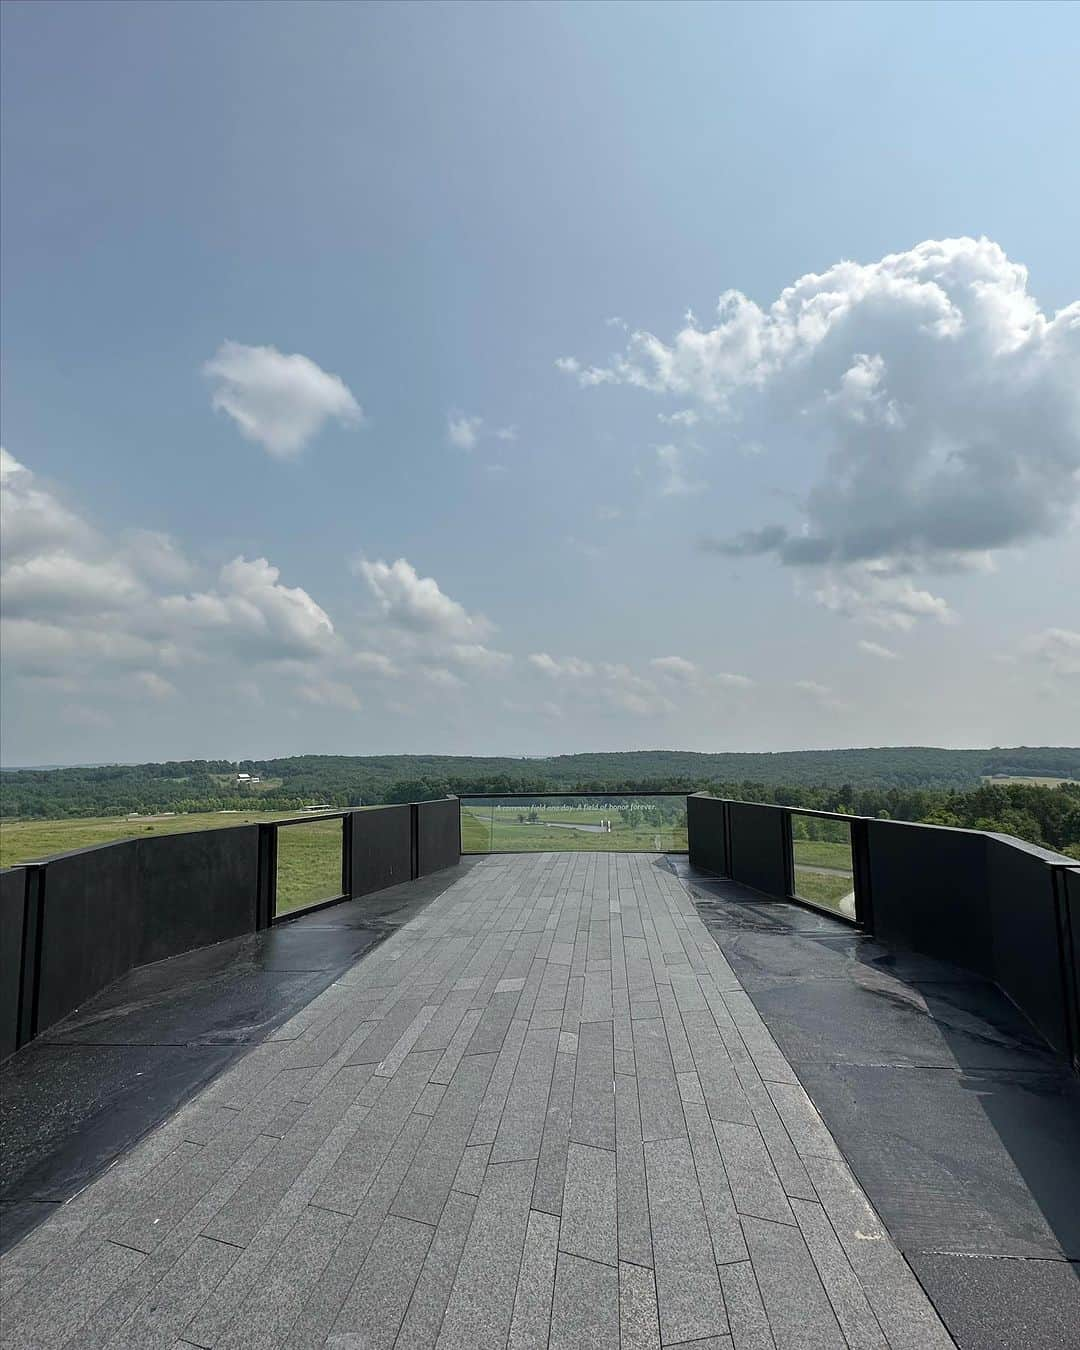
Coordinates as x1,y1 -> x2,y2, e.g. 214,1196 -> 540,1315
2,746 -> 1078,819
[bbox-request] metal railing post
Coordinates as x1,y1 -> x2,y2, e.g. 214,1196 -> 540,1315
342,812 -> 354,900
850,817 -> 874,932
17,864 -> 44,1050
255,822 -> 278,929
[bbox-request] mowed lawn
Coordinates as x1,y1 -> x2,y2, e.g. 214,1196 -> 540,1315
0,809 -> 353,915
461,804 -> 687,854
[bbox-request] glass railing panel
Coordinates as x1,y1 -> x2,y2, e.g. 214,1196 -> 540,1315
460,795 -> 688,854
790,812 -> 855,917
275,815 -> 345,915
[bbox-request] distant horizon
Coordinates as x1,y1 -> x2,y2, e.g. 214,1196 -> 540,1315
3,742 -> 1078,774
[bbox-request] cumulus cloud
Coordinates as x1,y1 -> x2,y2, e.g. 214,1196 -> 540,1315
714,671 -> 754,688
357,557 -> 492,641
162,557 -> 336,659
528,653 -> 595,678
204,341 -> 363,457
565,238 -> 1080,623
0,448 -> 96,562
447,413 -> 483,451
857,639 -> 899,660
2,553 -> 143,618
650,655 -> 699,682
813,563 -> 953,630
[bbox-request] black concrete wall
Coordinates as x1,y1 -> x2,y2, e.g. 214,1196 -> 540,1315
133,827 -> 259,967
687,795 -> 727,875
987,837 -> 1069,1056
0,869 -> 26,1061
727,802 -> 788,898
35,840 -> 140,1034
685,799 -> 1079,1069
32,826 -> 260,1039
865,820 -> 993,977
351,805 -> 413,896
415,797 -> 461,878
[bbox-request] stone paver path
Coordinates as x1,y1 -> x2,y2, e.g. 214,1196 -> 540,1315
0,853 -> 954,1348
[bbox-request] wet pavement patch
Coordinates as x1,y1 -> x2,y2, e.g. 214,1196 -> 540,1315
0,860 -> 478,1254
686,867 -> 1080,1350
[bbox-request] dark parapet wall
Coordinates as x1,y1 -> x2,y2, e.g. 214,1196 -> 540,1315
31,826 -> 260,1040
727,801 -> 788,898
687,794 -> 727,876
987,836 -> 1071,1057
865,820 -> 993,977
133,827 -> 259,967
3,801 -> 463,1061
35,840 -> 140,1034
685,797 -> 1080,1072
351,805 -> 413,896
0,869 -> 27,1061
415,797 -> 461,878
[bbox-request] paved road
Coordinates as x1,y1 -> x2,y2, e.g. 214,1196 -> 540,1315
0,852 -> 952,1348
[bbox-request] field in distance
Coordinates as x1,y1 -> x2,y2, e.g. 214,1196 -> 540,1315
0,808 -> 360,870
461,801 -> 687,853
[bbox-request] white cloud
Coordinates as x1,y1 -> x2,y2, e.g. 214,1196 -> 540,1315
650,655 -> 699,682
567,238 -> 1080,622
349,650 -> 399,677
0,449 -> 97,562
357,557 -> 492,641
857,639 -> 899,660
1020,628 -> 1080,678
555,355 -> 617,387
448,643 -> 513,673
658,409 -> 699,427
204,341 -> 363,457
655,444 -> 701,497
162,556 -> 336,659
495,425 -> 518,442
714,671 -> 754,688
447,413 -> 483,451
2,552 -> 143,618
813,564 -> 953,630
528,653 -> 595,678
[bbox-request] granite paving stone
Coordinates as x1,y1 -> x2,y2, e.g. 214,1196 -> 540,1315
644,1135 -> 728,1345
619,1261 -> 661,1350
508,1210 -> 560,1350
435,1159 -> 536,1350
549,1252 -> 619,1350
0,853 -> 954,1350
330,1214 -> 433,1348
559,1143 -> 617,1268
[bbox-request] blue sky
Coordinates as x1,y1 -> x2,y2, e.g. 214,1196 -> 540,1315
2,0 -> 1077,764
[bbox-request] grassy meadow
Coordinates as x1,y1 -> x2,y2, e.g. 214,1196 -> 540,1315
0,808 -> 352,916
461,801 -> 687,854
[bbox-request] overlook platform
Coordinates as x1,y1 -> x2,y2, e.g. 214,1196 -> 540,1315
2,851 -> 1078,1349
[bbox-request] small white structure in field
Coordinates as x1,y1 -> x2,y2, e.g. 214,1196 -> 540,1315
236,773 -> 251,783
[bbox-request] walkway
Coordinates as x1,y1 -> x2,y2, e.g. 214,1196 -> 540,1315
0,853 -> 953,1348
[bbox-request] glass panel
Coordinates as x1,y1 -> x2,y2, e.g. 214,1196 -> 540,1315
790,813 -> 855,917
275,816 -> 344,915
460,796 -> 687,854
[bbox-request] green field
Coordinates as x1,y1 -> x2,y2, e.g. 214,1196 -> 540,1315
461,801 -> 687,854
274,817 -> 346,914
0,808 -> 351,916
